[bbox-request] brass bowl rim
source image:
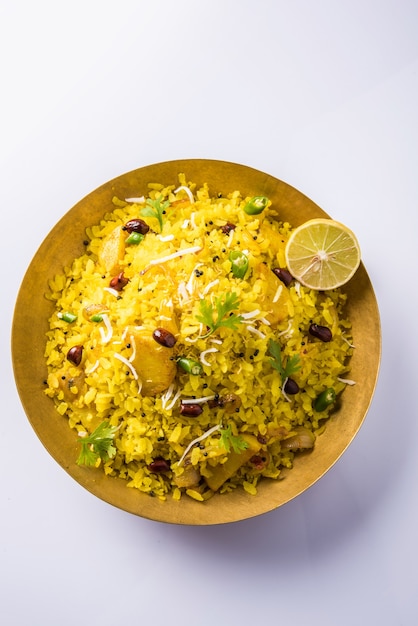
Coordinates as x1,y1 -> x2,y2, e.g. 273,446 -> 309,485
11,159 -> 381,525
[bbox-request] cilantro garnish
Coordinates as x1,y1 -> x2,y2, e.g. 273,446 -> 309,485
76,421 -> 118,467
140,195 -> 170,232
196,293 -> 243,338
219,424 -> 248,453
268,338 -> 301,383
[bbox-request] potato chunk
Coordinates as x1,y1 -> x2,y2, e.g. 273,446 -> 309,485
98,225 -> 125,275
205,434 -> 261,492
128,326 -> 176,396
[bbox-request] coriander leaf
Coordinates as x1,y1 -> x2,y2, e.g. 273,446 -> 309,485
140,196 -> 170,232
196,293 -> 243,338
219,424 -> 248,454
268,339 -> 301,383
76,421 -> 118,467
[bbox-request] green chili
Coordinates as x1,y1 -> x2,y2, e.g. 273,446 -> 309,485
229,250 -> 249,279
125,231 -> 144,245
58,311 -> 77,323
90,314 -> 104,322
177,357 -> 203,376
243,195 -> 269,215
314,388 -> 336,412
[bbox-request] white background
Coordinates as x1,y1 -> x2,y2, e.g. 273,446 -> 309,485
2,1 -> 418,625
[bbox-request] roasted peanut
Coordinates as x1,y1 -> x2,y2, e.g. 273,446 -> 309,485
123,219 -> 150,235
309,323 -> 333,342
152,327 -> 177,348
66,345 -> 83,366
180,403 -> 203,417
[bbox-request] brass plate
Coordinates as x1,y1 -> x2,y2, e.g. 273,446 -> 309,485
11,159 -> 381,525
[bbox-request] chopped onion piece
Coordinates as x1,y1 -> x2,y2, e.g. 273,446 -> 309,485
174,185 -> 195,203
140,246 -> 202,274
209,338 -> 222,345
226,229 -> 234,247
178,424 -> 221,466
200,347 -> 218,367
158,234 -> 175,242
281,427 -> 315,450
114,353 -> 139,380
181,219 -> 190,229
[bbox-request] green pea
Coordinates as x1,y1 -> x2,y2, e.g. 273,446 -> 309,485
243,196 -> 269,215
177,357 -> 203,376
229,250 -> 249,279
313,388 -> 336,412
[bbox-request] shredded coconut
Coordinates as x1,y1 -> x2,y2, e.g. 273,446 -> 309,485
240,309 -> 261,320
125,196 -> 145,203
140,246 -> 202,274
114,353 -> 139,380
272,284 -> 283,303
277,320 -> 293,337
178,424 -> 221,466
200,347 -> 218,366
85,360 -> 100,374
99,314 -> 113,343
202,278 -> 219,296
337,377 -> 357,385
128,335 -> 136,362
103,287 -> 120,298
181,395 -> 216,405
259,316 -> 271,326
341,335 -> 356,348
247,325 -> 266,339
174,185 -> 195,203
186,263 -> 204,295
161,384 -> 182,411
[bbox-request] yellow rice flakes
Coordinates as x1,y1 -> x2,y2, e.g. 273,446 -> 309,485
44,175 -> 354,501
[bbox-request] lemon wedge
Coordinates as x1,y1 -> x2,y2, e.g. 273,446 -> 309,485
284,218 -> 361,290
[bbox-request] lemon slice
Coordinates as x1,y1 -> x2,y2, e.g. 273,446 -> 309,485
284,218 -> 361,290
